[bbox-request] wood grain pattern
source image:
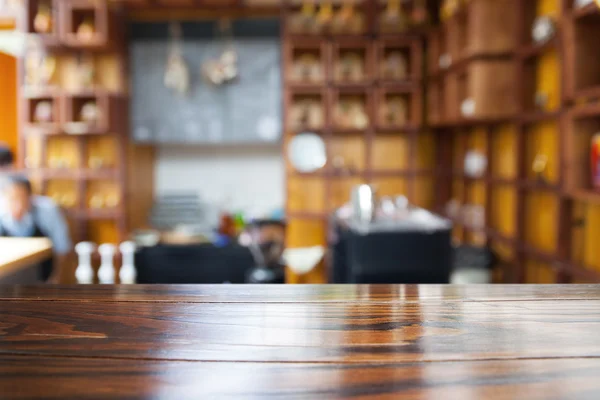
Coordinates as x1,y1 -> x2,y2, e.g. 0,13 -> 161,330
1,284 -> 600,302
1,284 -> 599,398
2,355 -> 600,400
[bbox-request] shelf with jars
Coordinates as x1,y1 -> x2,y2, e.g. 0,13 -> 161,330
25,0 -> 118,49
286,39 -> 328,86
18,0 -> 133,250
375,86 -> 421,131
286,0 -> 368,36
331,89 -> 371,133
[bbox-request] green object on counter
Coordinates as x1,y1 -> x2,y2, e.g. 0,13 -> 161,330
234,212 -> 245,234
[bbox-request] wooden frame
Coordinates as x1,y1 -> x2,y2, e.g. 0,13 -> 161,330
429,0 -> 600,283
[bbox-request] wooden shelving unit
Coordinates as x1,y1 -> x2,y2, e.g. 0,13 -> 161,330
283,0 -> 433,283
18,0 -> 130,248
429,0 -> 600,283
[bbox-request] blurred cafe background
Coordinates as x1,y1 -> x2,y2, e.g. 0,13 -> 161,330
1,0 -> 600,285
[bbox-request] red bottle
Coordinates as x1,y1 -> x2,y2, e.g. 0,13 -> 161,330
592,133 -> 600,190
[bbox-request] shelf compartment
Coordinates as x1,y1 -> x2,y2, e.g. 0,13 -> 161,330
565,109 -> 600,196
60,0 -> 112,48
45,135 -> 80,170
286,2 -> 367,36
376,0 -> 430,34
465,0 -> 519,57
376,37 -> 422,83
564,8 -> 600,99
490,124 -> 518,179
523,191 -> 559,255
524,121 -> 560,185
522,50 -> 561,113
85,135 -> 118,171
332,39 -> 373,84
375,87 -> 422,129
85,179 -> 121,214
490,183 -> 517,238
26,0 -> 60,45
329,135 -> 366,175
46,179 -> 79,210
62,91 -> 115,134
371,135 -> 410,172
286,39 -> 328,85
455,60 -> 518,120
23,94 -> 62,135
331,89 -> 372,131
287,89 -> 326,132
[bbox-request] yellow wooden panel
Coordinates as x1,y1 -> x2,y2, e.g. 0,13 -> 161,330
330,135 -> 366,172
524,191 -> 558,252
371,177 -> 408,198
525,259 -> 556,284
286,218 -> 326,248
452,178 -> 463,200
583,203 -> 600,271
46,180 -> 78,210
86,180 -> 120,211
468,181 -> 486,207
329,177 -> 363,211
536,0 -> 559,17
491,124 -> 517,178
285,218 -> 327,284
415,131 -> 436,170
491,185 -> 516,237
413,177 -> 434,209
371,135 -> 409,171
0,53 -> 17,159
287,176 -> 325,213
526,122 -> 559,184
46,137 -> 80,169
87,136 -> 117,169
535,49 -> 560,111
87,220 -> 118,245
469,127 -> 487,154
24,137 -> 44,169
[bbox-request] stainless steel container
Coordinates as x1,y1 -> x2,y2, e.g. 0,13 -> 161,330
351,184 -> 377,224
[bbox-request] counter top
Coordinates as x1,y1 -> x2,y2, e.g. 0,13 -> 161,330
1,284 -> 599,398
0,238 -> 52,279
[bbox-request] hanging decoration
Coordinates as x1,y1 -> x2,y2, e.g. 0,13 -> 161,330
164,21 -> 190,96
202,19 -> 238,87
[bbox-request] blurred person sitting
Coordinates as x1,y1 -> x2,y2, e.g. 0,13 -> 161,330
0,174 -> 72,283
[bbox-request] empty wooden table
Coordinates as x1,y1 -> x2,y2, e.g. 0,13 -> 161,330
1,284 -> 599,399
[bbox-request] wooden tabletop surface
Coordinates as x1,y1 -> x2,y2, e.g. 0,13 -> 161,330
1,284 -> 599,399
0,238 -> 52,279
